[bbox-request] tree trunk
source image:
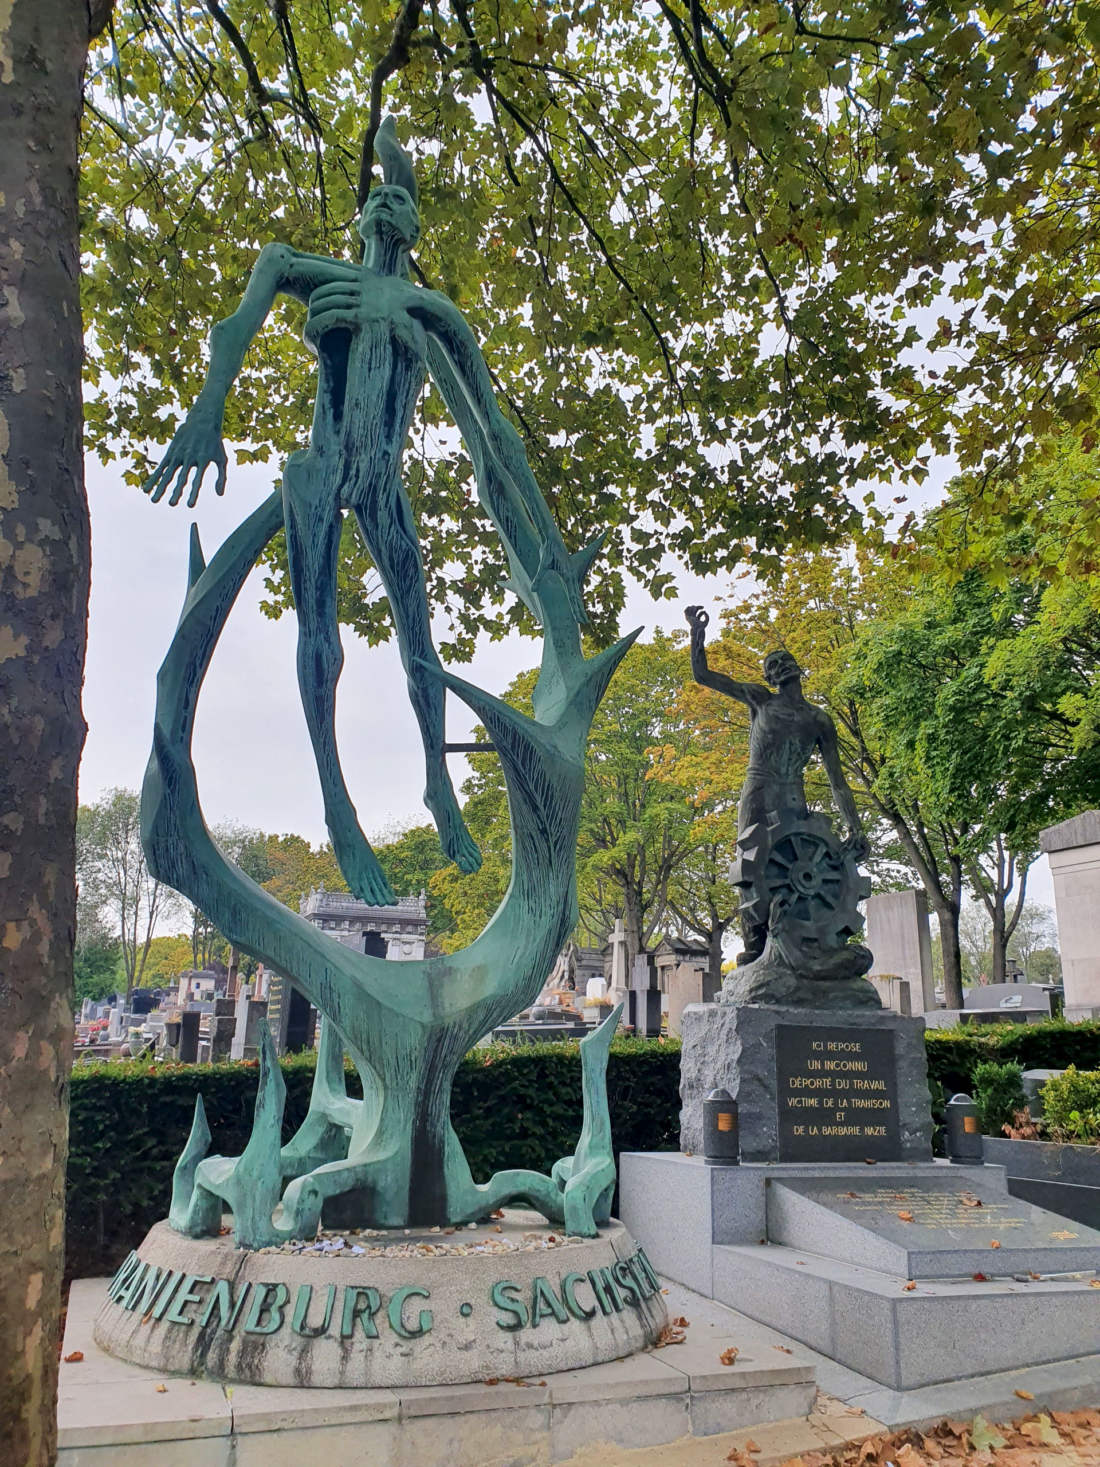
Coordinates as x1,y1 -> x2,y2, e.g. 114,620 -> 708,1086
0,4 -> 97,1462
935,896 -> 965,1010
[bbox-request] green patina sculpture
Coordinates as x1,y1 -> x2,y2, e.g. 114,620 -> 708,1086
143,119 -> 635,1245
685,606 -> 877,1008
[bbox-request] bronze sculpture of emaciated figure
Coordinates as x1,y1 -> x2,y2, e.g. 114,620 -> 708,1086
133,119 -> 634,1246
685,606 -> 877,1008
145,118 -> 584,907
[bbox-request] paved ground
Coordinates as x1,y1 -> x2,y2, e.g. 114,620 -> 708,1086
558,1282 -> 1100,1467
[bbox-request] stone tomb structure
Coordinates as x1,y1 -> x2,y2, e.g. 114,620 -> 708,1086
627,987 -> 1100,1397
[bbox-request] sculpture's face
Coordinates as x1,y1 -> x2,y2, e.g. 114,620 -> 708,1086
359,185 -> 420,250
763,649 -> 802,688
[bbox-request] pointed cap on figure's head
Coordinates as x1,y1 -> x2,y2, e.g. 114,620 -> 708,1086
358,116 -> 421,253
375,115 -> 419,205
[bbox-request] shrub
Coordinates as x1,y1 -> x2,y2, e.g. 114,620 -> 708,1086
971,1060 -> 1026,1135
1040,1067 -> 1100,1144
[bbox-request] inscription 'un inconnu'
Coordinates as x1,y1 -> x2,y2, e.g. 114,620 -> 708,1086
104,1246 -> 662,1341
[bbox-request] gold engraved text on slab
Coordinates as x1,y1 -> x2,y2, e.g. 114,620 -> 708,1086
837,1189 -> 1029,1229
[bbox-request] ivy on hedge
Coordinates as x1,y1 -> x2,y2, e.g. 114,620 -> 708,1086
65,1036 -> 682,1280
67,1020 -> 1100,1281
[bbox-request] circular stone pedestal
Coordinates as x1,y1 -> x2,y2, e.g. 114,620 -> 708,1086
93,1211 -> 668,1388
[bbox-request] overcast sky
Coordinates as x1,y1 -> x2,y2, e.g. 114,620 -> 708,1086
80,452 -> 717,841
80,447 -> 1054,912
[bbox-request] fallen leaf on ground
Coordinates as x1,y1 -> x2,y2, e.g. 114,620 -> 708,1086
902,1280 -> 917,1291
895,1444 -> 923,1467
744,1439 -> 761,1452
483,1377 -> 500,1385
154,1384 -> 167,1394
653,1321 -> 687,1348
725,1452 -> 754,1466
960,1193 -> 983,1208
1019,1414 -> 1062,1447
1028,1271 -> 1042,1280
773,1344 -> 793,1353
1014,1389 -> 1034,1400
972,1271 -> 990,1281
719,1347 -> 739,1365
863,1158 -> 877,1165
63,1351 -> 83,1363
970,1415 -> 1007,1450
990,1239 -> 1001,1249
490,1209 -> 504,1219
670,1315 -> 689,1328
1089,1278 -> 1100,1288
897,1210 -> 915,1222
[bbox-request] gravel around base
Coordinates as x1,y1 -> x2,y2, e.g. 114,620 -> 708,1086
251,1206 -> 588,1258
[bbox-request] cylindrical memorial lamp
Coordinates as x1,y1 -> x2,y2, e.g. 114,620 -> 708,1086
703,1087 -> 739,1165
944,1093 -> 983,1164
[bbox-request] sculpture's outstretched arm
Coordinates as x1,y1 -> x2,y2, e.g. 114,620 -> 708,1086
143,245 -> 355,508
685,606 -> 769,709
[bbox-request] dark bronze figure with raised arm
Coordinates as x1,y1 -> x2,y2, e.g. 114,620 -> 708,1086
685,606 -> 877,1008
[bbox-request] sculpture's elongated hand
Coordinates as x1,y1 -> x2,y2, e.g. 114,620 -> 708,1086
144,397 -> 228,508
303,281 -> 368,350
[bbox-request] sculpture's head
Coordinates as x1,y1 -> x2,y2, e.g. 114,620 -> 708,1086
763,649 -> 802,688
358,184 -> 420,251
359,115 -> 421,255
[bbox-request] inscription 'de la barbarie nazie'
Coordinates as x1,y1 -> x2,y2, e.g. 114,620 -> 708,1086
102,1245 -> 663,1342
776,1024 -> 900,1162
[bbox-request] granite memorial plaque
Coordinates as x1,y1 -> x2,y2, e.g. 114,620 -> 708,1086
775,1023 -> 899,1161
767,1173 -> 1100,1278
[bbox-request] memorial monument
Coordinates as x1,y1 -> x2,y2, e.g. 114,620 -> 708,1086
678,607 -> 932,1161
94,119 -> 665,1387
621,608 -> 1100,1402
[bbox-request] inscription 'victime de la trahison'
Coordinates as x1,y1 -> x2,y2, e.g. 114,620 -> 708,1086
104,1247 -> 662,1341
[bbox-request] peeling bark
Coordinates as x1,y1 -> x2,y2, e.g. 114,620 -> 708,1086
0,3 -> 96,1462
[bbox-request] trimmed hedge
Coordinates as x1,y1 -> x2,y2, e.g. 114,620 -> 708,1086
65,1036 -> 682,1279
923,1020 -> 1100,1101
67,1020 -> 1100,1280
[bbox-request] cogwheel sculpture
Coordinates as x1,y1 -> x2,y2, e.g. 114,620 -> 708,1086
685,608 -> 878,1009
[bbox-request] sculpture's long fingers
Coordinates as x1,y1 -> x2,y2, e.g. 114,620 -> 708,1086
146,456 -> 178,503
185,461 -> 207,510
304,308 -> 360,339
214,448 -> 228,497
308,282 -> 360,308
166,460 -> 194,507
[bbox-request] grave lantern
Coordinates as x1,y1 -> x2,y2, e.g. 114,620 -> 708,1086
703,1087 -> 739,1165
944,1093 -> 983,1164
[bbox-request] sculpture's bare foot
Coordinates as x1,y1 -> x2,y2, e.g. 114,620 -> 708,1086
427,786 -> 482,873
330,826 -> 397,907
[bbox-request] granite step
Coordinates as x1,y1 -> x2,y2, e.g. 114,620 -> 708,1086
712,1241 -> 1100,1391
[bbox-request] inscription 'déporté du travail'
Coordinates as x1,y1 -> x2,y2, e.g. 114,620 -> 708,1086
775,1024 -> 900,1161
